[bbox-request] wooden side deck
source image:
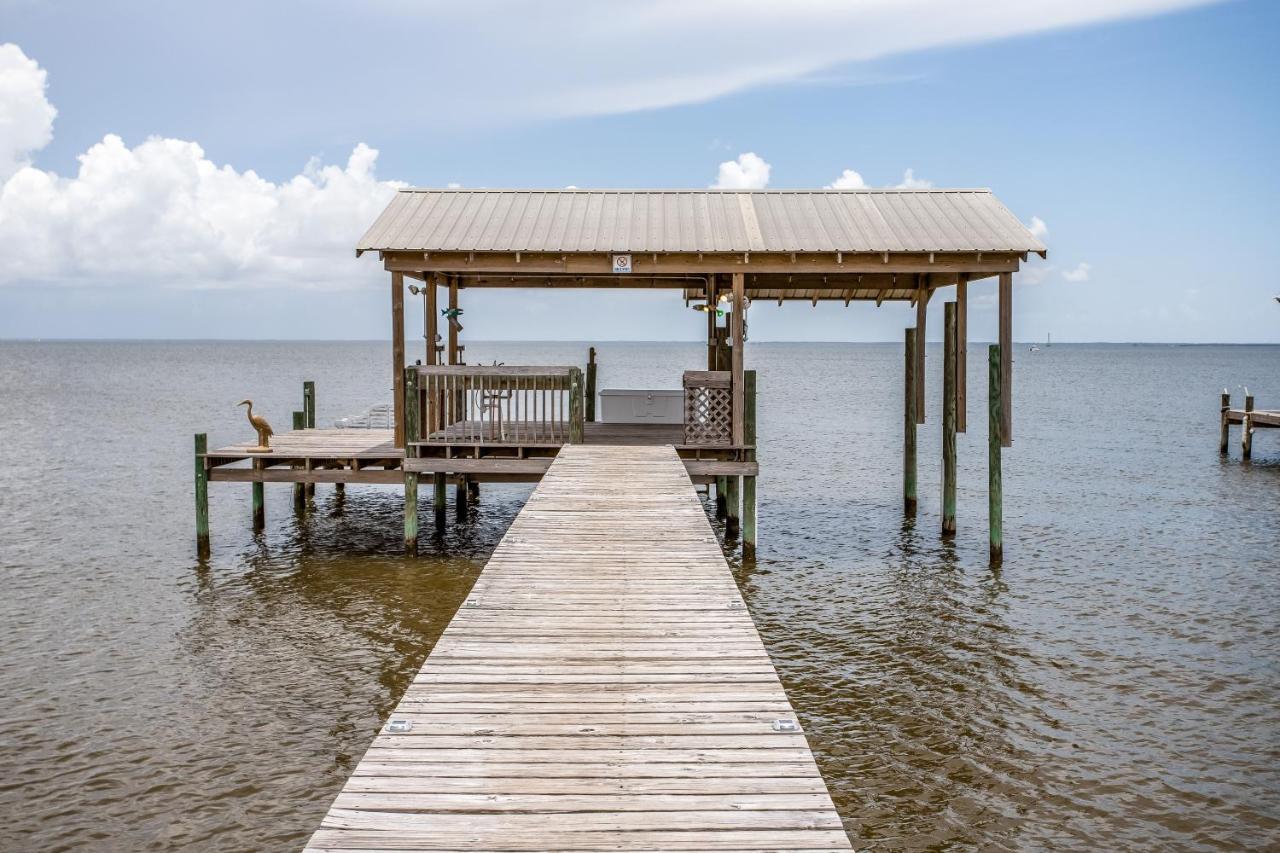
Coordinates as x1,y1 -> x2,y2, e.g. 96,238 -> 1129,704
305,445 -> 850,851
1226,408 -> 1280,428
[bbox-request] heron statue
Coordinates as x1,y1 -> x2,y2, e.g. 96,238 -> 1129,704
237,399 -> 274,453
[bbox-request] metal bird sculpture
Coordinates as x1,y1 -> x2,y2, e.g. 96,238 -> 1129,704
237,399 -> 274,453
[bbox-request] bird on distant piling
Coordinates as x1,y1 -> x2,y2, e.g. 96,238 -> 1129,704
237,399 -> 274,450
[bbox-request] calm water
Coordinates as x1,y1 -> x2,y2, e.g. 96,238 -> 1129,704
0,340 -> 1277,851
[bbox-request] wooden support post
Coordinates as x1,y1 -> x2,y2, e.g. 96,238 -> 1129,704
742,370 -> 757,551
1219,391 -> 1231,455
467,478 -> 480,500
447,277 -> 459,364
956,275 -> 968,433
252,474 -> 265,532
392,272 -> 406,448
725,475 -> 740,539
426,274 -> 439,365
904,327 -> 918,515
585,347 -> 597,422
715,476 -> 727,519
999,271 -> 1012,447
303,380 -> 316,498
455,476 -> 469,516
194,433 -> 210,556
569,367 -> 585,444
433,472 -> 447,517
292,411 -> 305,511
731,272 -> 746,446
404,367 -> 420,553
1242,391 -> 1255,460
989,345 -> 1003,564
706,275 -> 718,370
942,303 -> 957,537
915,276 -> 928,424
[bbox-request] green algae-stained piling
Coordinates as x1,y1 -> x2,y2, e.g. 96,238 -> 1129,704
904,327 -> 918,515
989,345 -> 1003,564
942,303 -> 957,537
194,433 -> 209,557
305,445 -> 851,852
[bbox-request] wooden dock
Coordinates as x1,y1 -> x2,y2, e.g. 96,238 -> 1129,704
305,444 -> 850,851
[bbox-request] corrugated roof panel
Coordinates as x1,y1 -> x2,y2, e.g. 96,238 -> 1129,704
356,189 -> 1047,255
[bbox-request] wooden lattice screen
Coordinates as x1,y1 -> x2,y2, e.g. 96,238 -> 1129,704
683,370 -> 733,446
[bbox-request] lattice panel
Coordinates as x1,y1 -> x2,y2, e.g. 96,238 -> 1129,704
684,386 -> 732,445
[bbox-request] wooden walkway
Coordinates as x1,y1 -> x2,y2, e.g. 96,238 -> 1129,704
306,444 -> 850,851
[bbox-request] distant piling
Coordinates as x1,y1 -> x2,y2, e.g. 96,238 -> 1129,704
194,433 -> 210,557
904,327 -> 918,515
303,381 -> 316,498
989,345 -> 1003,565
1242,389 -> 1254,460
586,347 -> 597,423
292,411 -> 305,511
942,304 -> 957,537
1219,390 -> 1231,455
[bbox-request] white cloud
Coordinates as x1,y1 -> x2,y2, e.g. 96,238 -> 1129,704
826,169 -> 867,189
0,43 -> 57,182
0,45 -> 404,289
1028,215 -> 1048,238
895,168 -> 933,189
1062,262 -> 1092,282
712,152 -> 771,189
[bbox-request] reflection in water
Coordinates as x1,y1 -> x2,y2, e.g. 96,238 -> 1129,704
1,341 -> 1278,851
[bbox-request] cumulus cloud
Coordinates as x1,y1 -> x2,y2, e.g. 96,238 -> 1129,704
0,43 -> 57,182
712,152 -> 771,189
0,44 -> 404,289
1028,215 -> 1048,238
1062,262 -> 1092,282
826,168 -> 867,189
895,168 -> 933,189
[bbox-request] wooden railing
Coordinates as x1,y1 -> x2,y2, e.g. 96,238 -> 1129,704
407,365 -> 584,446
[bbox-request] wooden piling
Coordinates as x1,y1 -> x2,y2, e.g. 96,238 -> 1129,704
915,276 -> 928,424
252,463 -> 265,532
569,367 -> 585,444
725,475 -> 740,539
586,347 -> 597,422
303,380 -> 316,498
904,327 -> 918,515
1243,391 -> 1255,460
292,411 -> 305,511
942,303 -> 957,537
404,367 -> 420,552
742,370 -> 757,551
715,476 -> 727,519
392,271 -> 406,447
956,275 -> 968,433
455,476 -> 469,517
433,472 -> 447,518
989,345 -> 1003,564
194,433 -> 210,556
1219,390 -> 1231,454
999,271 -> 1013,447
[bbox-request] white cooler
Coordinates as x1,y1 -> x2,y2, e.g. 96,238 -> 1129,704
598,389 -> 684,424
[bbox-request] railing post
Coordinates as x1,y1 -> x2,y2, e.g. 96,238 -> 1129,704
292,411 -> 305,512
989,345 -> 1003,565
194,433 -> 210,557
404,367 -> 420,553
904,327 -> 917,515
942,303 -> 957,538
569,367 -> 585,444
586,347 -> 597,423
1219,390 -> 1231,455
742,370 -> 757,552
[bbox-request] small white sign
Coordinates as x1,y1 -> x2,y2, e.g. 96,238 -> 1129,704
612,254 -> 632,274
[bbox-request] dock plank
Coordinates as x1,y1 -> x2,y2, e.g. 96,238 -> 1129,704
306,445 -> 850,850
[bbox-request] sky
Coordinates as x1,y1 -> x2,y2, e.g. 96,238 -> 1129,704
1,0 -> 1277,343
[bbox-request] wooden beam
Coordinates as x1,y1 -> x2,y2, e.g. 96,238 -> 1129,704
392,271 -> 406,447
384,250 -> 1022,277
731,272 -> 745,446
999,271 -> 1012,446
915,275 -> 928,424
956,275 -> 968,433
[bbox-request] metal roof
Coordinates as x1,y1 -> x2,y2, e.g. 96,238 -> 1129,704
357,189 -> 1046,256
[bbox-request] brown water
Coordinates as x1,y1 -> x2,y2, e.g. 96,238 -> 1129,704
0,340 -> 1277,851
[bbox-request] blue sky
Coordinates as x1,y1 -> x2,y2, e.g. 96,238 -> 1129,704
1,0 -> 1277,342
